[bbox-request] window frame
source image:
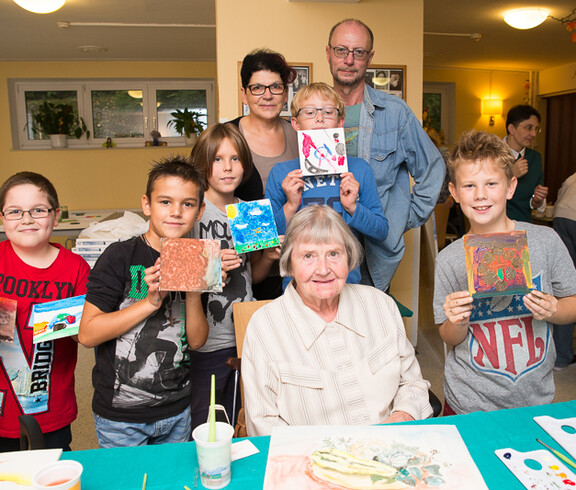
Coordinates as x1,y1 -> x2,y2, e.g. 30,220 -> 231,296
9,78 -> 216,150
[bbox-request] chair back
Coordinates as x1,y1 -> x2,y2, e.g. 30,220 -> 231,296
232,299 -> 271,357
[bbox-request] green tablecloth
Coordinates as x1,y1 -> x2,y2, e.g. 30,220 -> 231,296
63,400 -> 576,489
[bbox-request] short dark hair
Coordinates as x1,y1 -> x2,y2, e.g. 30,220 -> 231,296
191,123 -> 253,186
448,130 -> 515,183
506,105 -> 541,134
145,155 -> 205,204
328,19 -> 374,50
240,49 -> 296,87
0,171 -> 59,211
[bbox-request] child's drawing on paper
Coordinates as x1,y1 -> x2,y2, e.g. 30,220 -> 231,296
226,199 -> 280,254
298,128 -> 348,177
264,425 -> 487,490
0,297 -> 17,342
32,295 -> 86,343
464,231 -> 533,298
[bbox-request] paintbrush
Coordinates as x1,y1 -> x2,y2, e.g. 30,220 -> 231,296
536,439 -> 576,471
208,374 -> 216,442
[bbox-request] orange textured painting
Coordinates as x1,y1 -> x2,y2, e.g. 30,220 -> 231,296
160,238 -> 222,292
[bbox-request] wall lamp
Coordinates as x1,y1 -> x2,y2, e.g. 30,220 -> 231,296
482,99 -> 503,126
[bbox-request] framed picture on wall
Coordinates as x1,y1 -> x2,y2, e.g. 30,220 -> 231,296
238,62 -> 313,117
365,64 -> 406,101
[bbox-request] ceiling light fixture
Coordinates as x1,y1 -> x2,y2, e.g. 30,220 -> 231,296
13,0 -> 65,14
504,8 -> 550,30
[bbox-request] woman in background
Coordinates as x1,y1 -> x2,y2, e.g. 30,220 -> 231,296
229,49 -> 298,298
230,49 -> 298,202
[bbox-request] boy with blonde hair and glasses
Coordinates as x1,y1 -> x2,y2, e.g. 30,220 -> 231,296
266,82 -> 388,286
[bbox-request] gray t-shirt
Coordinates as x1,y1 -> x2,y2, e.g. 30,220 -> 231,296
190,199 -> 254,352
238,118 -> 298,191
433,221 -> 576,414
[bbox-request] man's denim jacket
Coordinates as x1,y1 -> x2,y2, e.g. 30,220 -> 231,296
358,84 -> 445,291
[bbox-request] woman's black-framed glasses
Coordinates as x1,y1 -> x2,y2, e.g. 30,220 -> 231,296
246,83 -> 286,96
1,207 -> 54,220
330,46 -> 370,60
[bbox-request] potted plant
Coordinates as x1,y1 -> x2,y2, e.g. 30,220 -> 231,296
167,108 -> 205,145
30,101 -> 90,148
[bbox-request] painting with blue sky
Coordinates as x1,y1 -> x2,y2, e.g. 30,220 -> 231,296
226,199 -> 280,254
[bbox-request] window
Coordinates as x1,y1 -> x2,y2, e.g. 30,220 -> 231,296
9,79 -> 216,149
423,82 -> 455,145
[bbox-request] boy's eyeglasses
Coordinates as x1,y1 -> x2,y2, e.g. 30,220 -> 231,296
516,124 -> 542,135
330,46 -> 371,60
246,83 -> 286,96
296,107 -> 340,119
1,207 -> 54,221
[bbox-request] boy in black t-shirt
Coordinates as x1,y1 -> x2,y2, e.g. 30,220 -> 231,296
79,156 -> 208,448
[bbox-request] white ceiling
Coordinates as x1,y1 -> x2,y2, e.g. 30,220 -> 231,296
0,0 -> 574,71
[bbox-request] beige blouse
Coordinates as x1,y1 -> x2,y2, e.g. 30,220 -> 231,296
243,282 -> 433,437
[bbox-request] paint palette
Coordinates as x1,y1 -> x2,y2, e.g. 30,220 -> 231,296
535,416 -> 576,460
495,448 -> 576,488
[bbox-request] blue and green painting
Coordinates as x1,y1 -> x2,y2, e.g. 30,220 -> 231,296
226,199 -> 280,254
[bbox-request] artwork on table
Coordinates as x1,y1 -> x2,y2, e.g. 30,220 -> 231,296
365,64 -> 407,100
495,447 -> 576,489
239,62 -> 313,117
0,297 -> 17,342
463,231 -> 533,298
297,128 -> 348,177
264,425 -> 487,490
160,238 -> 222,293
226,199 -> 280,254
32,295 -> 86,344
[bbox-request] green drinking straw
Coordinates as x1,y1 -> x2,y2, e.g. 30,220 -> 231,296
208,374 -> 216,442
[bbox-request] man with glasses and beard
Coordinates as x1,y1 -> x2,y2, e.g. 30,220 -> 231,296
326,19 -> 444,292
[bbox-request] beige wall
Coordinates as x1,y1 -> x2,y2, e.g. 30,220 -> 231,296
540,60 -> 576,96
0,61 -> 216,210
424,67 -> 531,142
215,0 -> 425,119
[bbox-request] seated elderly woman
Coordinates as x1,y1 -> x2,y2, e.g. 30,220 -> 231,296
242,205 -> 433,437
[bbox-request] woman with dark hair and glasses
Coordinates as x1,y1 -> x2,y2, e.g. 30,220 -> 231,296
229,49 -> 298,202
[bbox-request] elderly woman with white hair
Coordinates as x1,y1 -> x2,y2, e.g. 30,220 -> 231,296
242,205 -> 432,437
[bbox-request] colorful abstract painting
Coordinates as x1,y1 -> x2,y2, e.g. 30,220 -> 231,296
464,231 -> 533,298
264,425 -> 487,490
0,297 -> 17,342
32,295 -> 85,343
298,128 -> 348,177
226,199 -> 280,254
160,238 -> 222,292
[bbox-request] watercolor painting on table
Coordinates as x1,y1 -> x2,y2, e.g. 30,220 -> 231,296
32,295 -> 86,343
463,231 -> 533,298
263,425 -> 487,489
160,238 -> 222,292
226,199 -> 280,254
0,297 -> 17,342
298,128 -> 348,177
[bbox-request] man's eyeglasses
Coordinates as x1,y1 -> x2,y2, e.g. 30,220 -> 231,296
516,124 -> 542,135
296,107 -> 340,119
245,83 -> 286,96
1,207 -> 54,221
330,46 -> 371,60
